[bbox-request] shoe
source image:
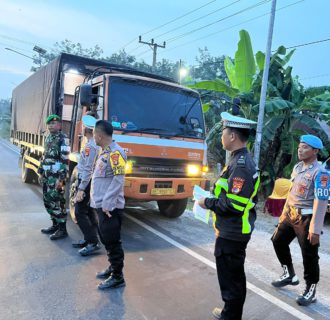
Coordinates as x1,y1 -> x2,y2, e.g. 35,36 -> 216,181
79,243 -> 101,256
41,219 -> 58,234
72,240 -> 87,248
296,283 -> 317,306
96,266 -> 113,279
212,307 -> 224,320
271,265 -> 299,288
50,223 -> 68,240
97,274 -> 125,290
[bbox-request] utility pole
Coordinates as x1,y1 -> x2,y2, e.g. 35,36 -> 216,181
139,36 -> 166,71
253,0 -> 277,168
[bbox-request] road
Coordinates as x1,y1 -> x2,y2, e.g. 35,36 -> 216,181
0,139 -> 329,320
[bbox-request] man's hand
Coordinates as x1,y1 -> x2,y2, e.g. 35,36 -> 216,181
55,180 -> 64,191
307,232 -> 320,246
75,190 -> 85,203
103,209 -> 112,218
198,198 -> 207,209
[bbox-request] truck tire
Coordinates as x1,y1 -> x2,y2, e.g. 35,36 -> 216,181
69,167 -> 78,223
21,155 -> 35,184
157,198 -> 188,218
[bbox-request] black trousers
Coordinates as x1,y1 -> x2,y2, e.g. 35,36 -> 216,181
271,214 -> 320,284
75,181 -> 99,244
215,237 -> 248,320
96,208 -> 124,276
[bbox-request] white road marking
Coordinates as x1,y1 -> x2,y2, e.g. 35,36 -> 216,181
126,214 -> 315,320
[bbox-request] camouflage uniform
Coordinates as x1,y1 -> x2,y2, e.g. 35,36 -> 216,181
39,132 -> 70,223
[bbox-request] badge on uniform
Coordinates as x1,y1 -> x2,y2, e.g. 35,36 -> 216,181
232,177 -> 245,194
315,172 -> 330,200
109,151 -> 126,175
85,146 -> 90,157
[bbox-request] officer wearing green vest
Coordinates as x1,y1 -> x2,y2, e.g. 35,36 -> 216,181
198,112 -> 259,320
38,114 -> 70,240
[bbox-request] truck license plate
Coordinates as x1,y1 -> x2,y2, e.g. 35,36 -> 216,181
151,188 -> 175,196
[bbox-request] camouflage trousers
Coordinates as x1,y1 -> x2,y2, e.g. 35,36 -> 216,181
42,173 -> 67,223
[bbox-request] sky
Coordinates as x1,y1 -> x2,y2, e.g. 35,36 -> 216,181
0,0 -> 329,99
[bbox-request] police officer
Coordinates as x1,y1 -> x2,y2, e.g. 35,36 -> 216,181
38,114 -> 70,240
198,112 -> 259,320
90,120 -> 127,290
72,115 -> 101,256
271,135 -> 330,306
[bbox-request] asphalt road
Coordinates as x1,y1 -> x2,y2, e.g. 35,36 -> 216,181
0,139 -> 329,320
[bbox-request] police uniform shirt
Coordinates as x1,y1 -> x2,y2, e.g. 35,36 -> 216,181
90,141 -> 127,211
77,138 -> 100,191
287,160 -> 329,235
205,148 -> 258,242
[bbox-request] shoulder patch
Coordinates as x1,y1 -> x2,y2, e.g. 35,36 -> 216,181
232,177 -> 245,194
314,171 -> 330,200
85,146 -> 90,157
237,155 -> 246,166
109,151 -> 126,175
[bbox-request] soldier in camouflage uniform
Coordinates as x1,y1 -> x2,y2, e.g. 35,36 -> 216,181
38,114 -> 71,240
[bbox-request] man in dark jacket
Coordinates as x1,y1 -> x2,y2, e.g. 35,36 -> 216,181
198,112 -> 259,320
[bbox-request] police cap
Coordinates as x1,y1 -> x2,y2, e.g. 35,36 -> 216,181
46,114 -> 61,124
300,135 -> 323,149
82,115 -> 97,129
221,112 -> 257,129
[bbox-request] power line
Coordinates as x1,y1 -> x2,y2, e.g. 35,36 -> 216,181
301,73 -> 330,81
285,38 -> 330,50
155,0 -> 304,57
0,33 -> 50,50
166,0 -> 271,43
118,0 -> 217,50
153,0 -> 242,40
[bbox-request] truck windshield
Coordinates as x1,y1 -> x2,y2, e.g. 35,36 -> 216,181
108,78 -> 205,139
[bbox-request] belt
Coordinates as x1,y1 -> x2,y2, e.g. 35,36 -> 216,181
290,207 -> 313,215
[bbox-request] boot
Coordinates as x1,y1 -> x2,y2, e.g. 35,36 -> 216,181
296,283 -> 317,306
79,242 -> 101,256
41,219 -> 58,234
97,273 -> 125,290
212,307 -> 224,320
96,266 -> 113,279
50,222 -> 68,240
271,264 -> 299,287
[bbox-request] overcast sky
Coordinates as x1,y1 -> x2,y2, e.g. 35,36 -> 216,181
0,0 -> 329,99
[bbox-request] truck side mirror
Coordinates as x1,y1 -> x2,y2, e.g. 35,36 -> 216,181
79,84 -> 92,108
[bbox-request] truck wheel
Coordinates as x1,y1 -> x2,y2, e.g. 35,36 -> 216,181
21,156 -> 35,184
69,167 -> 78,223
157,198 -> 188,218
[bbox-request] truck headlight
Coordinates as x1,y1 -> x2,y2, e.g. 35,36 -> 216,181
125,161 -> 133,174
187,164 -> 200,176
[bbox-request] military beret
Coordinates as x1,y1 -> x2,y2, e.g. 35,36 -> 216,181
221,112 -> 257,129
300,135 -> 324,149
82,115 -> 97,129
46,114 -> 61,124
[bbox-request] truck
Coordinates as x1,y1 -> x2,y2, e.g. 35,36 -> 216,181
11,53 -> 209,218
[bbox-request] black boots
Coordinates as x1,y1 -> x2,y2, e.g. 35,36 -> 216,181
49,222 -> 68,240
296,283 -> 317,306
41,219 -> 58,234
96,266 -> 113,279
79,243 -> 101,256
97,273 -> 125,290
271,264 -> 299,287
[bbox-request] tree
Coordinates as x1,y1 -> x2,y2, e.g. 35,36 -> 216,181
0,98 -> 11,139
190,30 -> 330,196
31,39 -> 103,71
